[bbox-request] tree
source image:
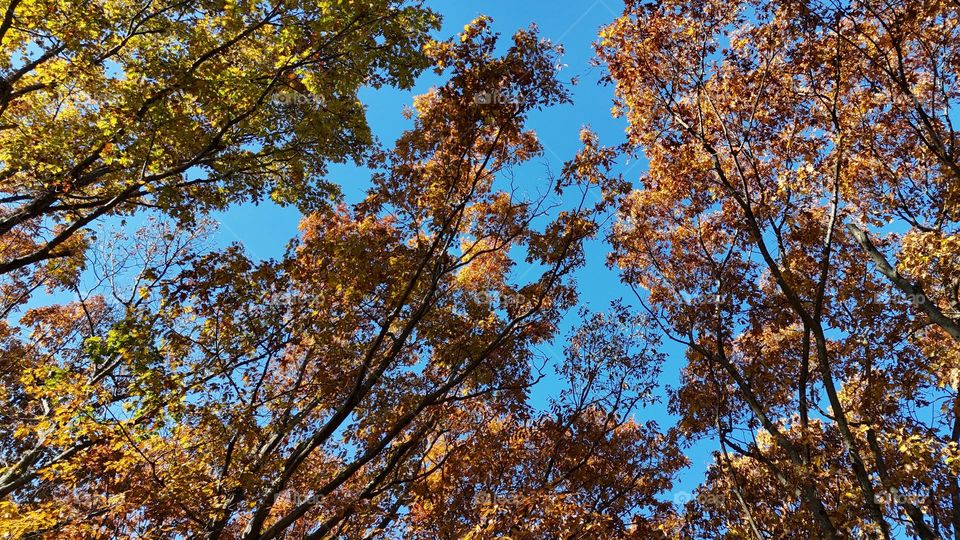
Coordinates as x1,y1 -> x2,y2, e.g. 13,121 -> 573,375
1,1 -> 440,534
600,0 -> 960,537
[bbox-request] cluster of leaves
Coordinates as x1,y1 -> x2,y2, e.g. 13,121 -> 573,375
0,0 -> 439,276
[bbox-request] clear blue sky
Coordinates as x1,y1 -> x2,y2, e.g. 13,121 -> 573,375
211,0 -> 714,498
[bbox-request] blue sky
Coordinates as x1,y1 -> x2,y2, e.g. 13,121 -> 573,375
210,0 -> 714,498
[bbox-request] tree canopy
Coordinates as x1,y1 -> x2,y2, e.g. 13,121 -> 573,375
1,0 -> 959,538
601,0 -> 960,537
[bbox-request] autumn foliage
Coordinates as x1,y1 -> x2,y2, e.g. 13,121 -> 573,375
0,0 -> 958,538
600,0 -> 960,537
